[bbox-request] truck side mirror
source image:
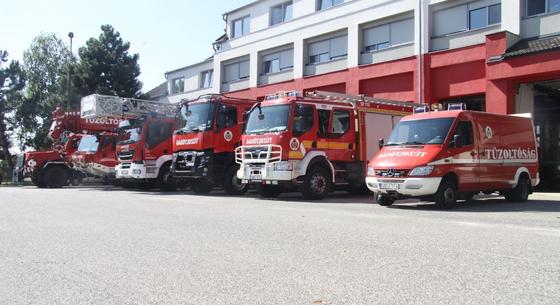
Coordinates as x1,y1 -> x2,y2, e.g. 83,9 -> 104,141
378,138 -> 384,149
450,134 -> 462,148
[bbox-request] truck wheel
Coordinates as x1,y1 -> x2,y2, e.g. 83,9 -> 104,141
191,179 -> 213,194
504,175 -> 531,202
158,166 -> 177,192
223,165 -> 248,195
257,184 -> 282,198
45,166 -> 68,188
32,174 -> 47,188
376,193 -> 395,206
434,179 -> 457,209
136,181 -> 155,191
301,166 -> 331,200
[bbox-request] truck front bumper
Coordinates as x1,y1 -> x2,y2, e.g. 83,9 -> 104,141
171,150 -> 212,179
76,162 -> 115,177
237,161 -> 303,184
116,162 -> 158,180
365,176 -> 442,197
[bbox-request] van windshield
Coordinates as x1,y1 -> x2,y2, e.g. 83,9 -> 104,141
386,118 -> 455,146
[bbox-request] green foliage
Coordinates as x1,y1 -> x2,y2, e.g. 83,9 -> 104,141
21,33 -> 72,150
0,50 -> 26,176
73,25 -> 143,98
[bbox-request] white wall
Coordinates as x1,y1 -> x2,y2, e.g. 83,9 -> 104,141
164,59 -> 216,104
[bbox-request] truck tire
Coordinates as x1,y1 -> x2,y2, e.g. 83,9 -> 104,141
376,193 -> 395,206
191,178 -> 213,194
504,175 -> 531,202
223,165 -> 248,195
32,174 -> 47,188
136,181 -> 155,191
157,165 -> 177,192
434,179 -> 457,209
301,166 -> 331,200
257,184 -> 282,198
45,166 -> 68,189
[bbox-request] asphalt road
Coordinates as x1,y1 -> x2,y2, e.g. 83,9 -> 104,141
0,185 -> 559,305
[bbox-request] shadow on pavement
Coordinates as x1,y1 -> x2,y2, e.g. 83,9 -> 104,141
390,197 -> 560,213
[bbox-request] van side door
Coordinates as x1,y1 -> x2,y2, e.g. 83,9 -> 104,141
447,120 -> 479,192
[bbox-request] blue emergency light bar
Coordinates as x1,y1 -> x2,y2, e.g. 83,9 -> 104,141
447,103 -> 467,111
413,105 -> 430,114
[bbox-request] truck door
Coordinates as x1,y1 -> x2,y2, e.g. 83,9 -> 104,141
215,104 -> 239,153
145,121 -> 174,158
447,120 -> 479,192
325,108 -> 355,161
292,104 -> 315,159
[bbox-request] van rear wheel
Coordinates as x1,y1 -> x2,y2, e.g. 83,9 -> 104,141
434,179 -> 457,209
505,175 -> 531,202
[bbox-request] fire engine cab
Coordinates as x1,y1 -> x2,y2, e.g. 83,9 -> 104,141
235,91 -> 414,199
366,104 -> 539,208
171,94 -> 256,194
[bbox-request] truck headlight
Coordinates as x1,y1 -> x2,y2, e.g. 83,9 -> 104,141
273,161 -> 292,171
409,166 -> 434,176
367,166 -> 375,176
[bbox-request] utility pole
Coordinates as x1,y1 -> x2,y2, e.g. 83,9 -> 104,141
67,32 -> 74,110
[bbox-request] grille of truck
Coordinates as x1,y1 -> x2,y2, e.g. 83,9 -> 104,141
118,150 -> 135,161
235,145 -> 282,164
174,152 -> 197,172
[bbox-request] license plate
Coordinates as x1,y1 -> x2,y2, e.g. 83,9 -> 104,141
184,162 -> 195,167
121,170 -> 128,175
379,183 -> 400,190
250,174 -> 262,181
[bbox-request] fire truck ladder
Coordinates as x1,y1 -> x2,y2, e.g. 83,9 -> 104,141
80,94 -> 178,119
305,90 -> 415,110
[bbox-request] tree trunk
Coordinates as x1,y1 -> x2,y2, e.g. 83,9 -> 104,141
0,111 -> 14,175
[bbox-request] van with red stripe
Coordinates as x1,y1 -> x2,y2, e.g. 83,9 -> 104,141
366,105 -> 539,208
235,91 -> 414,199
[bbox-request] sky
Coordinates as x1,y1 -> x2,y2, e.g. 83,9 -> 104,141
1,0 -> 252,92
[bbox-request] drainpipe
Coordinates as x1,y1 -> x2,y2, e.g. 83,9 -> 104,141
417,0 -> 423,104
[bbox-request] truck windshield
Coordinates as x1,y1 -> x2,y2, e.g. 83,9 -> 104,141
386,118 -> 455,146
118,127 -> 142,144
177,103 -> 216,133
245,104 -> 290,134
77,135 -> 99,152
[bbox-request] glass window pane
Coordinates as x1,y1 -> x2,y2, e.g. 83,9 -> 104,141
233,19 -> 242,38
243,16 -> 250,35
550,0 -> 560,12
284,3 -> 293,21
364,24 -> 389,48
271,6 -> 283,25
318,0 -> 331,10
527,0 -> 546,16
239,60 -> 250,79
333,0 -> 343,6
488,4 -> 501,25
332,110 -> 350,134
329,35 -> 347,58
469,7 -> 487,30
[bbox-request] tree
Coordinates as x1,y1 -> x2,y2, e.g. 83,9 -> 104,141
21,33 -> 72,150
0,50 -> 26,177
73,25 -> 142,98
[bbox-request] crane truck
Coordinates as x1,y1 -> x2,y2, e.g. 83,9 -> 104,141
80,94 -> 178,190
15,108 -> 119,188
235,91 -> 414,199
171,94 -> 256,194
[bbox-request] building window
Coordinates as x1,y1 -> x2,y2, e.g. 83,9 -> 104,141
433,1 -> 502,37
469,4 -> 501,30
271,2 -> 293,25
200,70 -> 213,89
526,0 -> 560,16
262,49 -> 294,74
232,16 -> 250,38
171,77 -> 184,94
363,18 -> 414,52
223,60 -> 250,83
308,35 -> 347,64
317,0 -> 343,11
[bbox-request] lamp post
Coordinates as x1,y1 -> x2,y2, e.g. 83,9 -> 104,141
67,32 -> 74,109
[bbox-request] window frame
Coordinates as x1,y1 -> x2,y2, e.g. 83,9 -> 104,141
232,15 -> 250,38
525,0 -> 560,17
363,18 -> 414,53
200,70 -> 213,89
292,104 -> 315,136
270,1 -> 293,26
450,121 -> 474,148
329,109 -> 351,137
468,3 -> 501,30
171,77 -> 185,94
216,104 -> 238,130
307,35 -> 348,65
316,0 -> 344,11
223,60 -> 250,84
432,1 -> 502,38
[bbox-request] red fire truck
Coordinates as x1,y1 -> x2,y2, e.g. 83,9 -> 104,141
71,132 -> 119,181
366,105 -> 539,208
235,91 -> 414,199
171,94 -> 256,194
81,94 -> 178,190
16,108 -> 119,188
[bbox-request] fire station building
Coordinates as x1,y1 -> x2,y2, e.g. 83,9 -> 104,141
151,0 -> 560,188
